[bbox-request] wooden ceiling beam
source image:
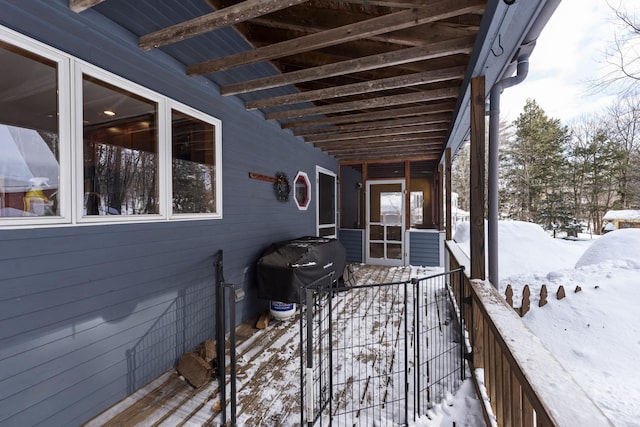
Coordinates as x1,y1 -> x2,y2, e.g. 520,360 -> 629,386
281,103 -> 455,129
187,0 -> 483,75
139,0 -> 311,51
327,147 -> 442,157
314,132 -> 446,147
328,142 -> 442,156
246,66 -> 465,110
332,150 -> 441,162
338,0 -> 449,8
69,0 -> 105,12
292,113 -> 452,136
220,36 -> 474,94
305,124 -> 449,143
266,87 -> 458,120
247,17 -> 475,47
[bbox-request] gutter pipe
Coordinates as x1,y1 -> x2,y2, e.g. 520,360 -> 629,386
488,56 -> 529,289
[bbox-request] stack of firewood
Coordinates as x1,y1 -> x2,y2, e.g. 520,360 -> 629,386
176,339 -> 217,388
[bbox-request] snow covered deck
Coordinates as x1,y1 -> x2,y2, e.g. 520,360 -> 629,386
84,264 -> 447,427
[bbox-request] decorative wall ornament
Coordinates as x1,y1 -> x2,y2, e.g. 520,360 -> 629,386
273,171 -> 290,201
247,171 -> 291,202
293,171 -> 310,210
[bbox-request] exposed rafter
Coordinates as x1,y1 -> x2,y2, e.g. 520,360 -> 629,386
139,0 -> 311,50
292,113 -> 452,136
305,124 -> 449,144
265,87 -> 458,121
69,0 -> 105,13
118,0 -> 488,162
315,133 -> 446,148
246,66 -> 465,110
219,36 -> 474,94
280,103 -> 456,130
187,0 -> 483,74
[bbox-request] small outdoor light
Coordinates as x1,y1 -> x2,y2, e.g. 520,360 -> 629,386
504,0 -> 516,4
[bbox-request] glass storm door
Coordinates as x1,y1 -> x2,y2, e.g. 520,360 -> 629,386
316,167 -> 337,238
366,180 -> 405,266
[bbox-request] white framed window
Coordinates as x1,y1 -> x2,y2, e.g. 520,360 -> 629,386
75,63 -> 165,223
0,26 -> 222,228
0,27 -> 71,226
169,102 -> 222,219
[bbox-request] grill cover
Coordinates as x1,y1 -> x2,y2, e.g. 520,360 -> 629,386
257,236 -> 346,303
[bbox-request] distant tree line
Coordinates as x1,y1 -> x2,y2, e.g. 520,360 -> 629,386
501,98 -> 640,234
452,3 -> 640,235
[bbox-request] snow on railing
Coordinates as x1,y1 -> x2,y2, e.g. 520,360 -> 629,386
446,241 -> 613,427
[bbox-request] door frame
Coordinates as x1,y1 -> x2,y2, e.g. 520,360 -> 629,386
316,166 -> 337,238
365,179 -> 406,266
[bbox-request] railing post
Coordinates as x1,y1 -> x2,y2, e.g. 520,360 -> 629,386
403,279 -> 409,425
411,277 -> 420,416
225,283 -> 244,427
459,268 -> 465,381
214,251 -> 226,426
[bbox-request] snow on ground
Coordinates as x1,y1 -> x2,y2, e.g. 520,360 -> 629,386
448,222 -> 640,426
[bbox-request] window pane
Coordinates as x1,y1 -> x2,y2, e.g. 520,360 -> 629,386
0,42 -> 60,217
171,110 -> 216,214
82,75 -> 158,216
410,191 -> 424,226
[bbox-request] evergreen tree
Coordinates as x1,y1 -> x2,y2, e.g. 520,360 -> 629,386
500,99 -> 570,228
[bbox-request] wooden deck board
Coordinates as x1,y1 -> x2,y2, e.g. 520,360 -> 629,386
84,265 -> 441,427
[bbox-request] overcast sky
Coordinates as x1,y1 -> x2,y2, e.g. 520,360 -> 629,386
499,0 -> 635,125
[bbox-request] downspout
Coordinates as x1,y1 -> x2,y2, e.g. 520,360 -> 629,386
488,55 -> 529,288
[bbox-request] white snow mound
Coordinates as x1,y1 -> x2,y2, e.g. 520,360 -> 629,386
575,228 -> 640,268
454,220 -> 585,278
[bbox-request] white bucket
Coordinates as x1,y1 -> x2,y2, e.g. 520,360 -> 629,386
270,301 -> 296,320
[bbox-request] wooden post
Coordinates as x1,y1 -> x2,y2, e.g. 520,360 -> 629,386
437,163 -> 444,231
445,147 -> 452,241
510,370 -> 522,427
405,160 -> 411,229
501,352 -> 512,427
505,285 -> 513,307
473,301 -> 484,368
539,285 -> 548,307
520,285 -> 531,317
557,285 -> 566,300
470,76 -> 486,280
495,339 -> 504,423
523,393 -> 535,427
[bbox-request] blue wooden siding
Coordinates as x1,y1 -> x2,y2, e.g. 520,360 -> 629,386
338,229 -> 364,263
408,231 -> 442,267
0,2 -> 337,426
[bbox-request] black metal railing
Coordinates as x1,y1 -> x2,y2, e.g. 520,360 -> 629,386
300,267 -> 466,426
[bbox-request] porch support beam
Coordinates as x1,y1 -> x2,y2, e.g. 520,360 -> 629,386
438,164 -> 444,231
445,147 -> 452,241
469,76 -> 485,280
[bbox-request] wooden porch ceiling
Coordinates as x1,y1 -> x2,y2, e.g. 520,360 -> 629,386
71,0 -> 487,164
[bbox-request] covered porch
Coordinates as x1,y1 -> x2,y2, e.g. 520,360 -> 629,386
85,264 -> 463,426
0,1 -> 613,426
